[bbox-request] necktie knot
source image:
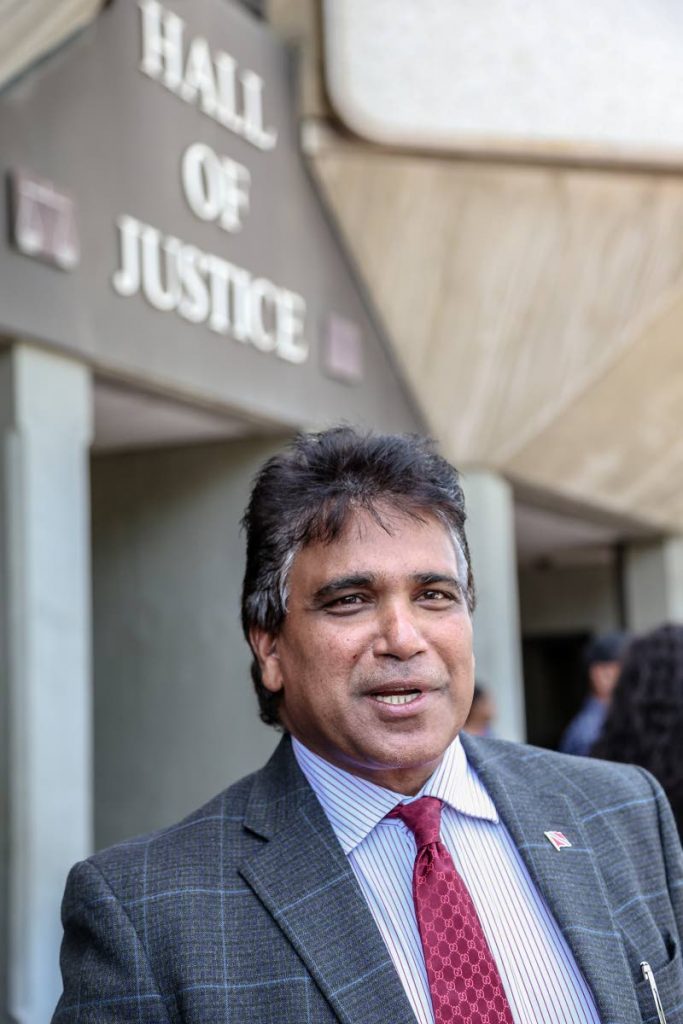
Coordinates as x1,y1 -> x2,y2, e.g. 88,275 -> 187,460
389,795 -> 443,849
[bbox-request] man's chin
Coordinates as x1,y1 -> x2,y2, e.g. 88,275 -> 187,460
339,740 -> 453,793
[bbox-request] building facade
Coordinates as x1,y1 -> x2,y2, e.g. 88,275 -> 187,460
3,2 -> 683,1020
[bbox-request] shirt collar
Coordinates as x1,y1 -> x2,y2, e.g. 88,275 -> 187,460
292,734 -> 499,855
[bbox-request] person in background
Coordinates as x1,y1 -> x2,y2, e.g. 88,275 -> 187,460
463,683 -> 496,736
592,622 -> 683,840
559,630 -> 629,756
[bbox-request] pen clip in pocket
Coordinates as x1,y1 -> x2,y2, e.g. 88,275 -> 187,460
641,961 -> 668,1024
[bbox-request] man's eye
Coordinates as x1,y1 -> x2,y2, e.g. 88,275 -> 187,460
420,589 -> 457,603
325,594 -> 366,611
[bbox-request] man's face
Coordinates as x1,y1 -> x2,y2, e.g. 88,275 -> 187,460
251,506 -> 475,794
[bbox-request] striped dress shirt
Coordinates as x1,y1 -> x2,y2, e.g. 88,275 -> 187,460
293,735 -> 602,1024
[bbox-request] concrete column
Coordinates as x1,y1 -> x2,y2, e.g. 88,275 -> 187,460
624,537 -> 683,632
0,344 -> 92,1024
461,470 -> 526,742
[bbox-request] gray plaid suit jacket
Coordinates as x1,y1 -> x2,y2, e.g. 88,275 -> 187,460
53,734 -> 683,1023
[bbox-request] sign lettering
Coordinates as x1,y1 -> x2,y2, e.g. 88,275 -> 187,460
181,142 -> 250,233
112,2 -> 309,366
113,214 -> 308,363
138,0 -> 277,150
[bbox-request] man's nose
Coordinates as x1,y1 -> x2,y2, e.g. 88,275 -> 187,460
374,602 -> 427,660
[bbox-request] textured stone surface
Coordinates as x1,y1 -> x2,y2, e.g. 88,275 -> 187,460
310,140 -> 683,529
0,0 -> 101,91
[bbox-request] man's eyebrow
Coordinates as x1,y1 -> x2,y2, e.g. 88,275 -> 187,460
414,573 -> 464,593
310,574 -> 375,603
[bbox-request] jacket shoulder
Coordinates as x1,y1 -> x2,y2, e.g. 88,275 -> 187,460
80,766 -> 264,903
464,733 -> 658,804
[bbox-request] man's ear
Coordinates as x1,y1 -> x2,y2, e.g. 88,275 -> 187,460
249,627 -> 283,694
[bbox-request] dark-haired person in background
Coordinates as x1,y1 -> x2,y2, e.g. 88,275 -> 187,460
592,622 -> 683,840
54,429 -> 683,1024
559,631 -> 629,756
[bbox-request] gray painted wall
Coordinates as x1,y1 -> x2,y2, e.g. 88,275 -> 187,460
0,0 -> 422,439
0,361 -> 11,1018
0,346 -> 93,1023
92,435 -> 287,849
462,471 -> 525,742
624,539 -> 683,631
519,561 -> 620,636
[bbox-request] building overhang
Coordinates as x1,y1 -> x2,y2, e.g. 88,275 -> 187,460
269,0 -> 683,534
0,0 -> 103,92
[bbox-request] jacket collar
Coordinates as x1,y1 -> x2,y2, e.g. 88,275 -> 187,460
239,735 -> 418,1024
461,733 -> 641,1024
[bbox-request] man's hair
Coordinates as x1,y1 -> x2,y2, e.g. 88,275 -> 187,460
240,426 -> 475,726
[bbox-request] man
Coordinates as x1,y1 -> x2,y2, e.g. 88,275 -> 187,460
559,632 -> 629,756
53,428 -> 683,1023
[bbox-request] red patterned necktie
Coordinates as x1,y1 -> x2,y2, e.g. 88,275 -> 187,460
388,796 -> 515,1024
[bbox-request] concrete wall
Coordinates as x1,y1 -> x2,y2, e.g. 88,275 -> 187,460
625,538 -> 683,631
519,561 -> 621,636
0,345 -> 92,1024
91,435 -> 288,850
462,471 -> 525,742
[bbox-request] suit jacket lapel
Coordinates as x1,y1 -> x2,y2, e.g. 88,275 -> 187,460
462,734 -> 641,1024
238,738 -> 417,1024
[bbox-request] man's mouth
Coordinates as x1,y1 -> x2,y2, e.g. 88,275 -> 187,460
369,688 -> 423,706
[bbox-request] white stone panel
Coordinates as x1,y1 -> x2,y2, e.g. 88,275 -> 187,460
323,0 -> 683,159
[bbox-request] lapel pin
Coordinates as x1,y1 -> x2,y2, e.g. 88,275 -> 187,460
544,830 -> 572,851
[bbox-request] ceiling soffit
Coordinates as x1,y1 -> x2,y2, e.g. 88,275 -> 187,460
0,0 -> 102,91
309,144 -> 683,531
507,285 -> 683,529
